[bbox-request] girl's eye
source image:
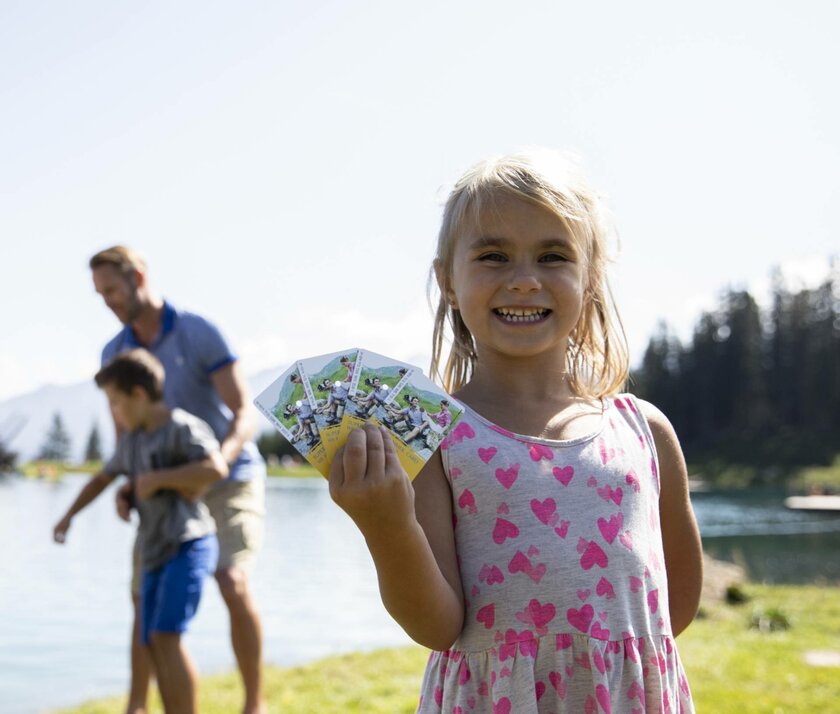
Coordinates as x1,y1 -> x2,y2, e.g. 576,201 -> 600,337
539,253 -> 569,263
478,252 -> 507,262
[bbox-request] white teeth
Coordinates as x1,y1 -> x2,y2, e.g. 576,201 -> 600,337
494,308 -> 548,323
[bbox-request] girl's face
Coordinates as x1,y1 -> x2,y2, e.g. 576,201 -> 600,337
447,193 -> 586,366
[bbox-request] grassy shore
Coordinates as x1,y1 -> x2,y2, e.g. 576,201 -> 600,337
56,582 -> 840,714
18,460 -> 323,479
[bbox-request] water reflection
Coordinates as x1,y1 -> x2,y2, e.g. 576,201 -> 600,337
0,473 -> 410,714
691,488 -> 840,584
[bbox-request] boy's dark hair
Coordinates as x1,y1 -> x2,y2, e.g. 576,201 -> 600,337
95,349 -> 165,402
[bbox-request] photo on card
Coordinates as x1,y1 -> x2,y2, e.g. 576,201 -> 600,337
340,349 -> 416,440
298,349 -> 360,463
379,371 -> 465,478
253,362 -> 328,474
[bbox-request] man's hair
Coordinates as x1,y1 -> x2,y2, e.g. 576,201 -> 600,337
89,245 -> 147,276
95,349 -> 165,402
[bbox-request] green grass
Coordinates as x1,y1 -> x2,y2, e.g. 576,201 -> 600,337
19,460 -> 321,480
19,460 -> 101,477
54,647 -> 429,714
682,583 -> 840,712
55,583 -> 840,714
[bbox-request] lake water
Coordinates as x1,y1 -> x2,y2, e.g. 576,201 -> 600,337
1,474 -> 839,714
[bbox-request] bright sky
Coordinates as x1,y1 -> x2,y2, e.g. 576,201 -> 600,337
1,1 -> 838,402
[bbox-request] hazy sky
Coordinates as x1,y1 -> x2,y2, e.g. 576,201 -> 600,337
1,0 -> 837,401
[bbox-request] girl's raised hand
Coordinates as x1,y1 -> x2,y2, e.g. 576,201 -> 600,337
329,422 -> 415,537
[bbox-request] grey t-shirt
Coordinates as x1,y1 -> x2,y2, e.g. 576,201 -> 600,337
104,408 -> 219,572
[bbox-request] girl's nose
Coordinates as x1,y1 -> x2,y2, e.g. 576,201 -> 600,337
507,265 -> 541,292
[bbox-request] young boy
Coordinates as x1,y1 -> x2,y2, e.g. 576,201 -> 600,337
53,349 -> 227,714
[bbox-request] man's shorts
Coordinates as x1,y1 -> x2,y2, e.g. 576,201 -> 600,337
202,477 -> 265,573
130,478 -> 265,595
140,535 -> 218,645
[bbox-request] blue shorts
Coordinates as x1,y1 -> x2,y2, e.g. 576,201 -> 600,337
140,536 -> 218,645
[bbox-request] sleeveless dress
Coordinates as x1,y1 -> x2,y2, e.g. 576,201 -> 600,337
417,395 -> 695,714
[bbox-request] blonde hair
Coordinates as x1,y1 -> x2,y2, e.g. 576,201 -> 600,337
429,149 -> 629,399
89,245 -> 147,276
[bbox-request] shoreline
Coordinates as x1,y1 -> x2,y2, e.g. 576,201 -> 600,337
50,563 -> 840,714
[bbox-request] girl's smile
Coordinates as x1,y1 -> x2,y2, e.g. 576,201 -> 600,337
492,306 -> 551,323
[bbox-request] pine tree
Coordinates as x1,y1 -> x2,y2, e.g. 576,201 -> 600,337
38,412 -> 73,462
0,415 -> 23,471
0,437 -> 16,471
84,422 -> 103,462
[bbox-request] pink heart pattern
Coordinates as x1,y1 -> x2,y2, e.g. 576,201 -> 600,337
492,518 -> 519,544
597,513 -> 624,544
596,576 -> 616,599
549,670 -> 567,698
553,465 -> 574,485
418,395 -> 693,712
493,697 -> 511,714
566,604 -> 594,633
458,489 -> 477,514
478,446 -> 498,463
555,520 -> 570,539
579,539 -> 609,570
530,497 -> 556,524
441,420 -> 475,449
479,564 -> 504,585
515,598 -> 556,635
476,603 -> 495,629
528,443 -> 554,462
597,484 -> 623,505
495,464 -> 520,489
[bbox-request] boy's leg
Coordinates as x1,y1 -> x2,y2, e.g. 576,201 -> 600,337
205,478 -> 266,714
128,594 -> 152,714
145,536 -> 217,714
129,534 -> 153,714
148,632 -> 198,714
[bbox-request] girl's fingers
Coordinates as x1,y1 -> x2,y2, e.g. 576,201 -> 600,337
341,427 -> 369,484
363,422 -> 386,479
379,425 -> 400,473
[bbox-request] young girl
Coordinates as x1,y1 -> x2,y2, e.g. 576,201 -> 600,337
329,150 -> 703,713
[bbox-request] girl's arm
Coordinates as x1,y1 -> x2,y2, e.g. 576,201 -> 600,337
638,399 -> 704,636
329,423 -> 464,650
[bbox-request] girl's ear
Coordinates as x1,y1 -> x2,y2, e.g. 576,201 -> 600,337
433,259 -> 459,310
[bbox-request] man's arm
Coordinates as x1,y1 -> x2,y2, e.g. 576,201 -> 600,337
53,471 -> 117,543
135,452 -> 228,501
210,360 -> 256,466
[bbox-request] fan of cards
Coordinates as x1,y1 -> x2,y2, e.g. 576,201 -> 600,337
253,348 -> 465,479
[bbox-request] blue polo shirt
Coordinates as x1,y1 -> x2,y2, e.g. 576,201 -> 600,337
101,301 -> 265,482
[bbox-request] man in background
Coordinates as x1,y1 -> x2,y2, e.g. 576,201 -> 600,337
90,245 -> 266,714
